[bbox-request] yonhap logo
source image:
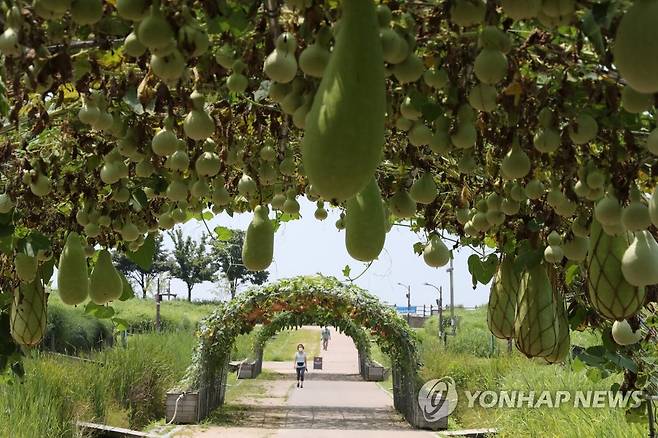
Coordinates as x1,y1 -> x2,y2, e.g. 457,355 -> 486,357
417,377 -> 458,422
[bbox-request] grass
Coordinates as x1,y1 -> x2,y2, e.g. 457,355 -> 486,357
415,310 -> 649,437
43,294 -> 214,355
0,331 -> 198,437
262,328 -> 321,361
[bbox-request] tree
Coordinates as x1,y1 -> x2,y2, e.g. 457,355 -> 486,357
211,228 -> 269,299
168,228 -> 217,302
113,234 -> 172,299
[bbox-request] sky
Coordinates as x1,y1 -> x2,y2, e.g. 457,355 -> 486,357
160,197 -> 492,308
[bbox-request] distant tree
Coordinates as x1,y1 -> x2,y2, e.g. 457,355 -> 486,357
113,234 -> 172,299
211,228 -> 269,299
168,228 -> 217,302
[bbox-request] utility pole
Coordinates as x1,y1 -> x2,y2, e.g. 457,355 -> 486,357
397,282 -> 411,324
424,282 -> 443,339
155,274 -> 176,332
447,257 -> 456,336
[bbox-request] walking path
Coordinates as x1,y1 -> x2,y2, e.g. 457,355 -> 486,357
170,327 -> 435,437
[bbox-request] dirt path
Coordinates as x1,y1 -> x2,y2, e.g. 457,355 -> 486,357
168,327 -> 434,438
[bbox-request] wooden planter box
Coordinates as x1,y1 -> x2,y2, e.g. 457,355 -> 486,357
237,360 -> 259,379
166,391 -> 199,424
364,361 -> 386,381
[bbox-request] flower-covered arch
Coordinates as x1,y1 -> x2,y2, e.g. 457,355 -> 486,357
181,275 -> 427,426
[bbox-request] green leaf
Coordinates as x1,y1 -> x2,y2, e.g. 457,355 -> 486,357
112,317 -> 129,332
202,211 -> 214,221
342,265 -> 351,278
40,258 -> 55,284
127,234 -> 156,271
412,242 -> 424,255
119,274 -> 135,301
565,264 -> 580,285
131,189 -> 147,212
85,302 -> 115,319
214,226 -> 234,242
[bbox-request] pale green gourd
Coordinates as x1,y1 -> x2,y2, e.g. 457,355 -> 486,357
423,234 -> 450,268
345,178 -> 386,262
57,232 -> 89,305
301,0 -> 385,202
409,172 -> 437,205
242,205 -> 274,271
89,249 -> 123,304
621,230 -> 658,287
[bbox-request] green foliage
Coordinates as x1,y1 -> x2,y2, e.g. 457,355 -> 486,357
0,331 -> 196,436
168,228 -> 217,301
113,234 -> 172,299
211,228 -> 269,299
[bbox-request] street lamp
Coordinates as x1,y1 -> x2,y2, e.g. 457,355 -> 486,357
423,282 -> 443,340
397,282 -> 411,324
446,258 -> 456,336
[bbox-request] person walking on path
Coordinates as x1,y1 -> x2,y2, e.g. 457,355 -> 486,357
321,326 -> 331,351
294,343 -> 308,388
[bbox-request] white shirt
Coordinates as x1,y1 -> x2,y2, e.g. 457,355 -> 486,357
295,351 -> 306,367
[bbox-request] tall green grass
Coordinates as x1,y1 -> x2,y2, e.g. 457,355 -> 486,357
417,311 -> 649,437
0,331 -> 197,437
43,295 -> 214,354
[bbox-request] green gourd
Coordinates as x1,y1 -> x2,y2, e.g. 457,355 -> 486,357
568,114 -> 598,145
594,191 -> 622,226
345,178 -> 386,262
71,0 -> 103,25
450,0 -> 486,26
409,172 -> 437,204
301,0 -> 385,202
41,0 -> 71,13
562,235 -> 588,262
422,234 -> 450,268
614,0 -> 658,93
392,53 -> 425,84
533,127 -> 561,153
264,33 -> 298,84
0,193 -> 14,213
30,173 -> 52,197
126,37 -> 147,63
195,151 -> 221,177
408,122 -> 432,147
514,263 -> 559,357
525,179 -> 545,200
587,220 -> 646,320
117,0 -> 148,21
15,253 -> 37,282
10,280 -> 47,347
502,0 -> 541,20
544,294 -> 571,364
611,319 -> 642,346
166,179 -> 188,202
57,232 -> 89,305
622,189 -> 651,232
474,49 -> 507,85
423,68 -> 449,89
89,249 -> 123,304
621,86 -> 653,114
389,189 -> 417,218
299,29 -> 331,78
621,230 -> 658,287
138,5 -> 174,51
150,50 -> 186,82
501,139 -> 530,180
184,91 -> 215,140
468,83 -> 497,112
487,256 -> 520,340
242,205 -> 274,271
